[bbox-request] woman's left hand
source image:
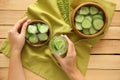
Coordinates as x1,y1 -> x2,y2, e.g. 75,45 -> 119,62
8,17 -> 30,54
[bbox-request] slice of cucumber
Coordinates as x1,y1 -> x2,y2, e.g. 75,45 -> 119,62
27,25 -> 38,34
85,16 -> 92,22
79,6 -> 89,15
25,31 -> 31,39
75,22 -> 82,30
93,19 -> 104,30
90,6 -> 98,15
54,39 -> 64,50
82,29 -> 90,35
89,26 -> 97,34
28,34 -> 39,44
75,15 -> 84,23
38,33 -> 48,41
38,24 -> 49,33
93,14 -> 103,19
82,19 -> 91,29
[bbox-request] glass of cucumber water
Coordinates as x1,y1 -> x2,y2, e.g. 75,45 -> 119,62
72,2 -> 108,38
25,20 -> 51,47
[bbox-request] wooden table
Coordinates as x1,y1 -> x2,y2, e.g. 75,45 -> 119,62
0,0 -> 120,80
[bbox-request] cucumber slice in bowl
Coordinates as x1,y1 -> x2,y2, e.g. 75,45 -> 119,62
90,6 -> 98,15
38,33 -> 48,41
82,19 -> 91,29
89,26 -> 97,34
75,15 -> 84,23
75,22 -> 83,30
38,24 -> 49,33
49,36 -> 68,57
93,19 -> 104,30
27,25 -> 38,34
28,35 -> 39,44
79,6 -> 89,15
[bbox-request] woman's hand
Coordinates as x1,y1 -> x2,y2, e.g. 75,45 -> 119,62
8,17 -> 30,54
54,35 -> 77,74
54,35 -> 85,80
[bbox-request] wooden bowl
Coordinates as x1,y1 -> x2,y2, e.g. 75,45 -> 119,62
26,20 -> 51,47
71,2 -> 108,38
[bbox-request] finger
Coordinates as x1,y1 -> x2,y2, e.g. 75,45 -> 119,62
63,35 -> 76,56
14,16 -> 28,30
21,19 -> 31,36
53,53 -> 63,63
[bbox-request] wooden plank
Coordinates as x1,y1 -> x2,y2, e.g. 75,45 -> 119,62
111,12 -> 120,26
0,39 -> 120,54
91,40 -> 120,54
0,0 -> 35,10
0,68 -> 45,80
0,11 -> 25,25
0,54 -> 120,69
86,70 -> 120,80
88,55 -> 120,69
0,25 -> 120,39
0,0 -> 119,10
0,68 -> 120,80
103,26 -> 120,39
0,11 -> 120,26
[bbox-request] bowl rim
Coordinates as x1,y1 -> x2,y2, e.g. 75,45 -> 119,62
26,20 -> 51,47
71,2 -> 108,38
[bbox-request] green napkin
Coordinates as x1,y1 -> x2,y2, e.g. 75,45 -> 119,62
0,0 -> 116,80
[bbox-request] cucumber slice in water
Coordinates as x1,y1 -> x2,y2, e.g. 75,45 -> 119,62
82,19 -> 91,29
79,7 -> 89,15
89,26 -> 97,34
93,14 -> 103,19
75,15 -> 84,23
49,36 -> 68,56
27,25 -> 38,34
93,19 -> 104,30
38,24 -> 49,33
38,33 -> 48,41
90,6 -> 98,15
75,22 -> 82,30
28,35 -> 39,44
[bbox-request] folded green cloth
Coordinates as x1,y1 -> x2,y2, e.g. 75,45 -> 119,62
0,0 -> 116,80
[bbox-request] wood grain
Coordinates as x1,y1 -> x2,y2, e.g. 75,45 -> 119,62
0,11 -> 120,26
0,0 -> 119,10
86,69 -> 120,80
0,54 -> 120,69
1,68 -> 120,80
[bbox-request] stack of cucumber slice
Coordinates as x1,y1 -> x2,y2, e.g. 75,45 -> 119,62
26,23 -> 49,44
49,36 -> 68,56
75,6 -> 104,35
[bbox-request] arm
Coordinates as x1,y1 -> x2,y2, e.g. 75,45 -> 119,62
8,17 -> 30,80
54,35 -> 86,80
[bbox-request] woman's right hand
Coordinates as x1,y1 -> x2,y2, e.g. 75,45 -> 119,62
54,35 -> 86,80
